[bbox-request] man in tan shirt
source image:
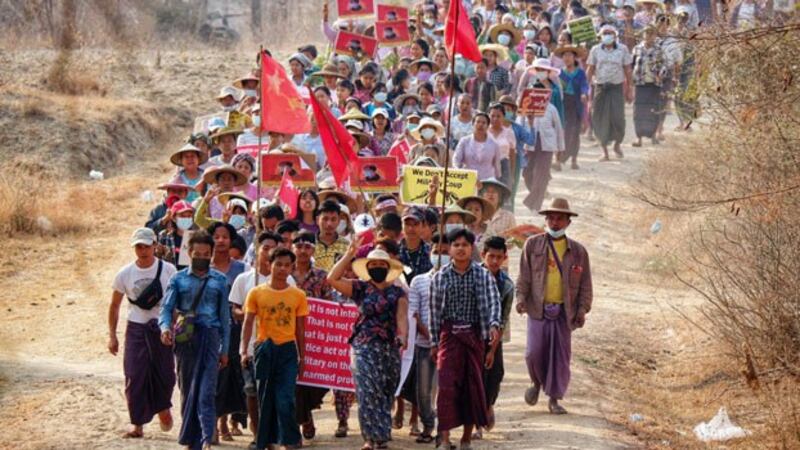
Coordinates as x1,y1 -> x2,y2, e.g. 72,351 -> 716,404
515,198 -> 593,414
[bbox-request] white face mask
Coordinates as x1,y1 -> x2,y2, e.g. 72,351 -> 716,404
524,30 -> 536,40
602,34 -> 615,45
546,227 -> 567,239
430,253 -> 450,267
252,115 -> 261,128
445,223 -> 464,233
229,214 -> 247,230
243,89 -> 257,98
374,92 -> 388,103
336,220 -> 348,235
497,34 -> 512,46
176,217 -> 193,230
222,104 -> 238,112
420,128 -> 436,140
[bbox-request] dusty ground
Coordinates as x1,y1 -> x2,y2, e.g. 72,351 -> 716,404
0,47 -> 741,450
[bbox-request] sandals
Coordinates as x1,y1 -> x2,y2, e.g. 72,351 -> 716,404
549,402 -> 568,415
230,426 -> 243,436
472,429 -> 483,440
525,385 -> 540,406
221,431 -> 234,442
335,421 -> 348,438
376,441 -> 389,449
631,141 -> 642,148
416,433 -> 435,444
392,413 -> 403,430
122,430 -> 143,439
361,443 -> 375,450
302,421 -> 316,440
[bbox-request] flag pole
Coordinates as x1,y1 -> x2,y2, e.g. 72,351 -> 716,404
436,0 -> 460,270
255,46 -> 264,286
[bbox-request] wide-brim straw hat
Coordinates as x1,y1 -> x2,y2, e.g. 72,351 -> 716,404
216,86 -> 242,101
497,95 -> 517,110
339,107 -> 371,122
409,57 -> 441,73
318,189 -> 358,213
457,196 -> 496,222
352,249 -> 405,283
443,204 -> 477,225
553,45 -> 588,59
478,177 -> 512,201
479,44 -> 510,63
170,143 -> 208,166
489,22 -> 523,47
538,197 -> 579,217
210,126 -> 244,142
217,191 -> 253,209
410,117 -> 446,141
202,164 -> 248,186
313,64 -> 346,79
232,73 -> 259,89
393,93 -> 422,111
530,57 -> 561,74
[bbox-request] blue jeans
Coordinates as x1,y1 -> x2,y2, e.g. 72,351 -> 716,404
414,346 -> 436,430
175,325 -> 220,449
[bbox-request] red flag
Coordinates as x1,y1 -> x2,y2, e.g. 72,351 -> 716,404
277,169 -> 300,218
260,51 -> 310,134
444,0 -> 482,63
387,138 -> 411,165
308,93 -> 358,188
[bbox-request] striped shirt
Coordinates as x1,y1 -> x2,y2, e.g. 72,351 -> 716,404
430,261 -> 501,345
408,271 -> 434,348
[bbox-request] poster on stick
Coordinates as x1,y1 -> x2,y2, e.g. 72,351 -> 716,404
375,20 -> 411,47
334,31 -> 378,58
376,4 -> 409,21
567,16 -> 597,46
350,157 -> 399,192
337,0 -> 375,18
400,165 -> 478,207
297,298 -> 358,392
260,153 -> 316,187
519,88 -> 551,117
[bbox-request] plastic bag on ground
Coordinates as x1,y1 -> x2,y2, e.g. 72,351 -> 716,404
693,407 -> 750,442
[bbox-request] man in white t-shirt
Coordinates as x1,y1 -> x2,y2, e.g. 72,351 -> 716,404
108,227 -> 178,439
228,231 -> 295,445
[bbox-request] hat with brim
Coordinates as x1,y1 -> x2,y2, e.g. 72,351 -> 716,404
318,189 -> 358,213
202,165 -> 248,186
538,197 -> 578,217
637,0 -> 665,7
352,249 -> 405,283
443,204 -> 477,225
339,107 -> 370,122
217,191 -> 253,209
409,57 -> 441,73
289,52 -> 312,69
553,45 -> 588,59
232,73 -> 259,89
313,64 -> 346,79
479,44 -> 510,63
410,117 -> 446,141
530,58 -> 561,75
345,121 -> 372,148
216,86 -> 242,101
371,108 -> 390,119
210,126 -> 244,143
457,196 -> 496,222
170,143 -> 209,166
497,95 -> 517,110
489,22 -> 523,47
478,177 -> 512,201
158,180 -> 192,191
393,93 -> 422,111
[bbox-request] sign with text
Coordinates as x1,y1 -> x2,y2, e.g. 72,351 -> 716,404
297,298 -> 358,392
567,16 -> 597,46
337,0 -> 376,18
400,165 -> 478,207
519,88 -> 551,117
351,156 -> 399,192
376,4 -> 409,21
375,20 -> 411,47
260,153 -> 316,187
334,30 -> 378,58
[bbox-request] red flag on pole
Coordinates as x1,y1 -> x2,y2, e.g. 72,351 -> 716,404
444,0 -> 482,63
308,93 -> 358,188
387,138 -> 411,165
277,169 -> 300,218
260,51 -> 311,134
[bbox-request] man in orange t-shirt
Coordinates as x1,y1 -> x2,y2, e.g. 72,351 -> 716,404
242,247 -> 308,449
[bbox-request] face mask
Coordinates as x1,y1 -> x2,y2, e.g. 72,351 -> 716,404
374,92 -> 387,103
602,34 -> 615,45
505,111 -> 515,121
191,257 -> 211,273
497,34 -> 512,46
243,89 -> 257,98
229,214 -> 247,230
403,105 -> 417,115
546,227 -> 567,239
176,217 -> 193,230
336,220 -> 348,235
445,223 -> 464,233
430,253 -> 450,267
417,71 -> 432,82
407,123 -> 419,132
420,128 -> 436,140
423,17 -> 435,27
252,115 -> 261,128
367,266 -> 389,283
222,104 -> 238,112
524,30 -> 536,40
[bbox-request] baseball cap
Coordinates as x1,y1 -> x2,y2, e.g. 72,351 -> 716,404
171,200 -> 194,215
402,206 -> 425,223
227,198 -> 248,212
130,227 -> 156,247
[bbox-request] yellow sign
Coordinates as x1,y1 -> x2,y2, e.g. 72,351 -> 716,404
400,166 -> 478,207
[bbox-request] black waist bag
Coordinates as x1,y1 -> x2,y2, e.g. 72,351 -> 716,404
129,259 -> 164,310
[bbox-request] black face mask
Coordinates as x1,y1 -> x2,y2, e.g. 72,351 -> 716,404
368,267 -> 389,283
192,257 -> 211,273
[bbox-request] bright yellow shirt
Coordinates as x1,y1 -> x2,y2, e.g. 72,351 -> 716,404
544,238 -> 567,304
245,285 -> 309,345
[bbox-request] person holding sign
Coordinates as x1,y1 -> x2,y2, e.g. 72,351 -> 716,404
327,240 -> 409,450
241,247 -> 308,450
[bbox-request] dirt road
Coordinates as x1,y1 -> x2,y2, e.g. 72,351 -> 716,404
0,83 -> 686,448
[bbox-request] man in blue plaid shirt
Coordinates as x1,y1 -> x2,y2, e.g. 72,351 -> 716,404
430,228 -> 501,450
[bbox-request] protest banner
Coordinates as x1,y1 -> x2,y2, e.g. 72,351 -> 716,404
351,156 -> 399,192
375,20 -> 411,47
567,16 -> 597,46
519,88 -> 551,117
337,0 -> 375,18
376,4 -> 409,21
400,165 -> 478,206
297,298 -> 359,392
395,313 -> 416,396
227,110 -> 248,130
260,153 -> 316,187
193,112 -> 228,134
334,30 -> 378,58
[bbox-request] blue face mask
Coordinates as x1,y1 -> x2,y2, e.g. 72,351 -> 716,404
445,223 -> 464,233
430,253 -> 450,267
524,30 -> 536,40
252,115 -> 261,128
497,34 -> 512,46
546,227 -> 567,239
407,123 -> 419,132
505,111 -> 515,121
374,92 -> 387,103
176,217 -> 193,230
229,214 -> 247,230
